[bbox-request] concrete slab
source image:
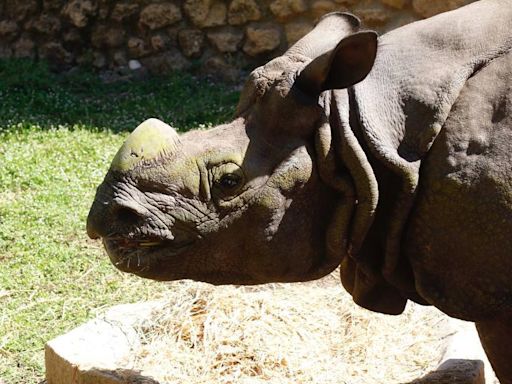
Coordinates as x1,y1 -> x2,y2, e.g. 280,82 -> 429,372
44,302 -> 496,384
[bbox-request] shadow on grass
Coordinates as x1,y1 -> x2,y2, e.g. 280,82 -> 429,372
0,59 -> 240,133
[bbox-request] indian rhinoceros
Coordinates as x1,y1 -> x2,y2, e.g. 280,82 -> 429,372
87,0 -> 512,381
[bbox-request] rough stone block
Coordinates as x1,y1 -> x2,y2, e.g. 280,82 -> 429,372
26,13 -> 62,35
111,3 -> 140,22
207,28 -> 244,53
311,0 -> 342,18
201,56 -> 241,82
442,319 -> 498,384
91,25 -> 125,48
356,8 -> 390,27
184,0 -> 227,28
5,0 -> 39,22
410,360 -> 484,384
243,24 -> 281,56
178,28 -> 205,58
141,49 -> 190,74
13,36 -> 35,58
43,0 -> 66,11
140,3 -> 182,30
128,37 -> 151,58
0,20 -> 19,41
61,0 -> 97,28
150,34 -> 170,52
269,0 -> 308,21
380,0 -> 408,9
39,42 -> 73,65
228,0 -> 262,25
45,302 -> 162,384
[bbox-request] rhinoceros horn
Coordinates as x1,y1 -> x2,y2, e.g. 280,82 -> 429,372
110,118 -> 181,172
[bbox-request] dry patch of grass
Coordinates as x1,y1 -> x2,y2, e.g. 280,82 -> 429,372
125,274 -> 449,384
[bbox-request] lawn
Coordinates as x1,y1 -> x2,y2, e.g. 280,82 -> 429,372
0,60 -> 239,384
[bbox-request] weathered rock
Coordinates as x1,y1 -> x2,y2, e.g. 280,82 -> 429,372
13,36 -> 35,58
45,302 -> 163,384
0,45 -> 13,59
151,34 -> 169,52
97,0 -> 110,19
128,37 -> 152,58
91,25 -> 125,48
27,13 -> 61,35
207,28 -> 244,53
412,0 -> 474,18
39,42 -> 73,65
111,3 -> 140,22
442,319 -> 498,384
62,28 -> 82,45
140,3 -> 182,30
380,0 -> 408,9
76,50 -> 93,66
178,29 -> 205,58
0,20 -> 19,41
113,50 -> 128,66
184,0 -> 227,28
356,8 -> 390,27
311,0 -> 340,18
141,49 -> 190,74
284,20 -> 313,45
0,0 -> 479,78
4,1 -> 39,22
412,360 -> 484,384
43,0 -> 65,11
92,51 -> 107,68
129,59 -> 142,70
243,24 -> 281,56
228,0 -> 261,26
61,0 -> 97,28
201,55 -> 240,82
44,301 -> 494,384
269,0 -> 308,21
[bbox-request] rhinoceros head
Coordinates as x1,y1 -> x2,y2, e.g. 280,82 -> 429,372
87,12 -> 377,285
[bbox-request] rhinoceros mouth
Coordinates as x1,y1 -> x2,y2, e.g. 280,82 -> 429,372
102,235 -> 196,272
107,237 -> 170,249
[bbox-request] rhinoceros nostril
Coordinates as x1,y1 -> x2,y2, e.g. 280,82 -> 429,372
114,206 -> 143,226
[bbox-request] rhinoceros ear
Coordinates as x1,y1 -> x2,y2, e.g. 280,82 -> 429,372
296,31 -> 378,96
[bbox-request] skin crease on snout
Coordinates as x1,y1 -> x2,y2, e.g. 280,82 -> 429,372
88,2 -> 512,383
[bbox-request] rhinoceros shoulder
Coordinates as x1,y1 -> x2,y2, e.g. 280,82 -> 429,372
405,49 -> 512,321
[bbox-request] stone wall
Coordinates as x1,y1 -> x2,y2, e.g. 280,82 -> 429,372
0,0 -> 476,80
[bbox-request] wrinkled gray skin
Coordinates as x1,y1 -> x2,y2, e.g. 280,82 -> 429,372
87,1 -> 512,382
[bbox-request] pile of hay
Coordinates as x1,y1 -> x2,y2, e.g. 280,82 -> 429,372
125,272 -> 450,384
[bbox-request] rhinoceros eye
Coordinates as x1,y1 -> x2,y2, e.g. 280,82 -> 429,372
218,173 -> 241,189
211,162 -> 245,199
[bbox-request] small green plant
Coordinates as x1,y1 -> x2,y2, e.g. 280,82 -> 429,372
0,59 -> 240,384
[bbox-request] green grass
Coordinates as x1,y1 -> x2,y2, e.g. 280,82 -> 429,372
0,59 -> 240,132
0,59 -> 240,383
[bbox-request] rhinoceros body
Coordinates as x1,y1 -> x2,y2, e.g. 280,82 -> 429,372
87,0 -> 512,382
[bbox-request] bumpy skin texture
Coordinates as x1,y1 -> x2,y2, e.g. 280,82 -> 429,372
87,1 -> 512,382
